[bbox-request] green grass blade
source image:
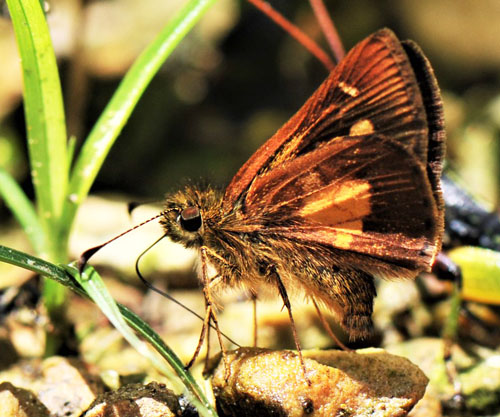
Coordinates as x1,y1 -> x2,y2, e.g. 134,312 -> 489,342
67,263 -> 218,417
6,0 -> 68,256
0,245 -> 77,290
61,0 -> 217,237
0,168 -> 46,256
0,245 -> 217,417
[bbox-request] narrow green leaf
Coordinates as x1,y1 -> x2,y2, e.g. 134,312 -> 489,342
0,245 -> 217,417
61,0 -> 217,238
6,0 -> 68,252
67,263 -> 218,417
0,168 -> 46,256
71,264 -> 179,381
0,245 -> 76,289
442,282 -> 461,342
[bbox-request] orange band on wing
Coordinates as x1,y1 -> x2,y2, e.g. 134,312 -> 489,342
299,180 -> 371,230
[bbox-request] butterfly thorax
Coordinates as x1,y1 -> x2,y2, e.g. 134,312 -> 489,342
161,184 -> 281,288
161,184 -> 245,260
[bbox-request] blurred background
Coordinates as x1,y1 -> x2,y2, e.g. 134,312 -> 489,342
0,0 -> 499,292
1,3 -> 500,408
1,0 -> 499,206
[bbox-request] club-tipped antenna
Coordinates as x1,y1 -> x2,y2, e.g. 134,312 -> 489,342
78,210 -> 171,274
135,235 -> 240,347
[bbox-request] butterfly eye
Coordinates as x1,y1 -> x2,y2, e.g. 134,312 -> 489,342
179,206 -> 202,232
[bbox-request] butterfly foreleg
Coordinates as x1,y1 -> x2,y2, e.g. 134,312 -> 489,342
185,296 -> 212,370
196,246 -> 229,377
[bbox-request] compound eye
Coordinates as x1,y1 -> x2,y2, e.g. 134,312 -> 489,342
179,206 -> 202,232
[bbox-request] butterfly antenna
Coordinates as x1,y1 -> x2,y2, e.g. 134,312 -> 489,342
308,0 -> 345,62
246,0 -> 335,71
135,236 -> 240,347
78,210 -> 171,274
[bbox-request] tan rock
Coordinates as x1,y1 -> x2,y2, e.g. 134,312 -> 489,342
38,357 -> 104,417
0,382 -> 50,417
83,382 -> 181,417
211,347 -> 428,417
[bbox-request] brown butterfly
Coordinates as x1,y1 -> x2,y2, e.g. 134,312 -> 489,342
158,28 -> 445,363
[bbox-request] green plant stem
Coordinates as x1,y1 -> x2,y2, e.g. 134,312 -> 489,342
0,168 -> 46,256
6,0 -> 218,357
442,283 -> 461,342
6,0 -> 68,259
69,264 -> 217,417
6,0 -> 70,348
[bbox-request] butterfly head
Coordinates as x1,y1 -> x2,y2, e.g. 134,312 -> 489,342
160,185 -> 222,248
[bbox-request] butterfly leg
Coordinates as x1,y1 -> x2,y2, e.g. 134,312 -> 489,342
311,297 -> 352,351
196,246 -> 229,377
251,292 -> 258,347
185,297 -> 212,370
271,269 -> 310,384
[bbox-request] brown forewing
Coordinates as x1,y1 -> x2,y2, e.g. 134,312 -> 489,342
223,28 -> 444,215
226,134 -> 440,278
219,28 -> 445,278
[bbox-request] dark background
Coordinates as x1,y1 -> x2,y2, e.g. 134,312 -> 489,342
1,0 -> 499,207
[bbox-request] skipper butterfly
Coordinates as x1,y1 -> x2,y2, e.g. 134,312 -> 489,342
159,28 -> 445,359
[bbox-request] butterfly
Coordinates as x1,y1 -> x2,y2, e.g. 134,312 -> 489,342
159,28 -> 445,361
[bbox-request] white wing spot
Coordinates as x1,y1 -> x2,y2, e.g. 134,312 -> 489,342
349,119 -> 374,136
339,81 -> 359,97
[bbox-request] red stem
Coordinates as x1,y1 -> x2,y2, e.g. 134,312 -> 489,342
246,0 -> 335,71
309,0 -> 345,62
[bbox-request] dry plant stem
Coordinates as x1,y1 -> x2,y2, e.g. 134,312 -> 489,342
312,298 -> 352,351
308,0 -> 345,62
433,252 -> 465,403
246,0 -> 335,71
